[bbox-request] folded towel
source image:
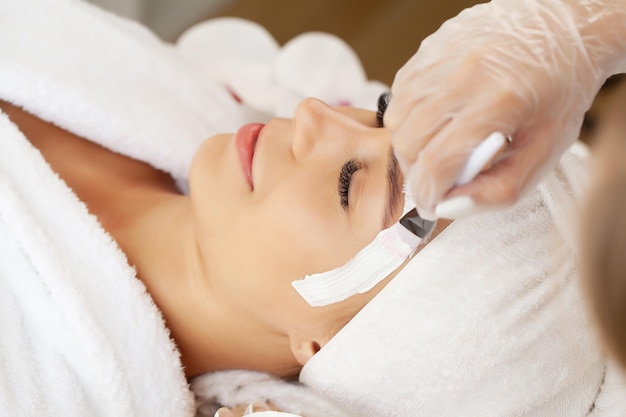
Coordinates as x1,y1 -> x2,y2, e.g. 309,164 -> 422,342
590,359 -> 626,417
0,0 -> 244,184
300,144 -> 626,416
192,371 -> 348,417
0,0 -> 244,416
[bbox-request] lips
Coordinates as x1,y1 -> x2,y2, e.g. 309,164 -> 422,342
235,123 -> 264,189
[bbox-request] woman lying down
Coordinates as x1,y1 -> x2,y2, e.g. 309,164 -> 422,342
0,90 -> 415,374
0,1 -> 613,417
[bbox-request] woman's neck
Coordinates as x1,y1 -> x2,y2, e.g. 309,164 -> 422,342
2,98 -> 455,380
80,155 -> 290,378
118,187 -> 297,378
113,191 -> 220,375
0,100 -> 296,378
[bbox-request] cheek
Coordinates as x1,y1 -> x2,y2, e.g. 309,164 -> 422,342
206,193 -> 352,310
254,189 -> 361,277
207,218 -> 317,325
239,200 -> 341,280
199,172 -> 386,323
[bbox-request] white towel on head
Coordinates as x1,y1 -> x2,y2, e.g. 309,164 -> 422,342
300,144 -> 626,416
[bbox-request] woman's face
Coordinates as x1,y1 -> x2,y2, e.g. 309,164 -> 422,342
189,98 -> 405,357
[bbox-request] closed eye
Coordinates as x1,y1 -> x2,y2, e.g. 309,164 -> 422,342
338,159 -> 360,209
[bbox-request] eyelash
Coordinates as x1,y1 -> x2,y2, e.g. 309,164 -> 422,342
376,92 -> 391,128
338,159 -> 359,209
337,93 -> 390,209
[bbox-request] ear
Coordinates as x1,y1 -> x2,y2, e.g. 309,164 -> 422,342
289,336 -> 322,366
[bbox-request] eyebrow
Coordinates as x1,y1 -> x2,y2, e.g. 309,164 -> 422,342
383,148 -> 403,228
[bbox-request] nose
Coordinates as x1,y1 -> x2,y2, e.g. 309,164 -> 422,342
291,97 -> 358,162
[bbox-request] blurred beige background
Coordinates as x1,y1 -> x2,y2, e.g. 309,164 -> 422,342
87,0 -> 481,85
207,0 -> 482,85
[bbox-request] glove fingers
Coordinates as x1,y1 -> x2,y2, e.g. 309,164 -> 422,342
389,68 -> 527,171
390,101 -> 455,173
404,99 -> 524,218
386,61 -> 462,169
442,125 -> 557,210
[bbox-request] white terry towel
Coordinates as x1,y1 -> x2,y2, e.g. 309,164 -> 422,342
0,109 -> 194,417
0,0 -> 244,183
0,0 -> 243,416
300,145 -> 626,416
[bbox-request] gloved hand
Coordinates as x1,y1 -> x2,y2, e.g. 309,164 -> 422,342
385,0 -> 626,219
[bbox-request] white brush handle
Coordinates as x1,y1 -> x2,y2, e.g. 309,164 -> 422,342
456,132 -> 507,185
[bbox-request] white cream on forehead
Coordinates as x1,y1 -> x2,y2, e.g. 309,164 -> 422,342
291,185 -> 421,307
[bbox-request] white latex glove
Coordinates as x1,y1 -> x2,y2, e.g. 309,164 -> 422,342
385,0 -> 626,220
